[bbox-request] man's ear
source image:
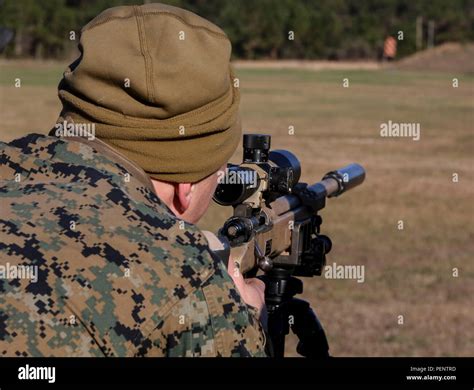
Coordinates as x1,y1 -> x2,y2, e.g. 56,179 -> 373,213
173,183 -> 193,213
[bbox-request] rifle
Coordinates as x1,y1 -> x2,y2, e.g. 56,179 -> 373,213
205,134 -> 365,357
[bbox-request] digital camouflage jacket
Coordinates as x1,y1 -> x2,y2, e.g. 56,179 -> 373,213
0,134 -> 266,357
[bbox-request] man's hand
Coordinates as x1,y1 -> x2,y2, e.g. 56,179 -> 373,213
227,258 -> 265,318
201,230 -> 266,318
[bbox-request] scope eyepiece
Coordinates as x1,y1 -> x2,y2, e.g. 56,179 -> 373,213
213,165 -> 260,206
213,134 -> 305,206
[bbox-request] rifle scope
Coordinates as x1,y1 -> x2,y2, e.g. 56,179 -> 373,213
214,134 -> 301,206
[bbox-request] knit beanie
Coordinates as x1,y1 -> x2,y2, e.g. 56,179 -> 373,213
55,3 -> 240,183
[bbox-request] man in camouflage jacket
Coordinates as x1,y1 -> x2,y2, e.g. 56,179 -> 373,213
0,3 -> 267,357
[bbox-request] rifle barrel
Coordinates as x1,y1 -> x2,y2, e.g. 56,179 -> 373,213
319,163 -> 366,197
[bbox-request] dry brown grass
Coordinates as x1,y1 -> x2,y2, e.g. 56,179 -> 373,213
1,61 -> 473,356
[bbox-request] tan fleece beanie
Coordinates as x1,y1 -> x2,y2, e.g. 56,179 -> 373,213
55,3 -> 241,183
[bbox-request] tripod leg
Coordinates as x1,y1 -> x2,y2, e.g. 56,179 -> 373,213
289,298 -> 330,357
266,304 -> 291,357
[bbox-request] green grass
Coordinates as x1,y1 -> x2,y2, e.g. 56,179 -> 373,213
0,63 -> 65,87
237,67 -> 474,84
2,62 -> 473,87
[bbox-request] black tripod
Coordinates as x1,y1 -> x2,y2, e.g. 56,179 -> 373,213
260,268 -> 330,358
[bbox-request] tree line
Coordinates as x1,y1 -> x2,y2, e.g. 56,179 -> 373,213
0,0 -> 472,60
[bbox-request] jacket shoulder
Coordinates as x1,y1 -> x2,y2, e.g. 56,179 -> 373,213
0,134 -> 220,356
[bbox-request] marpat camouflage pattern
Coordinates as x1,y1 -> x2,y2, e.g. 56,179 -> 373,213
0,133 -> 266,357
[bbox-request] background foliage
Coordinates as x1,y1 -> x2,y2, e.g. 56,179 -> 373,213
0,0 -> 473,59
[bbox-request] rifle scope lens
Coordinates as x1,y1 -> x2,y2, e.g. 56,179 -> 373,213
213,166 -> 260,206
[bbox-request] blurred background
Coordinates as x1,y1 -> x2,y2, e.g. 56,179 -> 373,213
0,0 -> 473,356
1,0 -> 473,60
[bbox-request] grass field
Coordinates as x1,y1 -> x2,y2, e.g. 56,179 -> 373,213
1,61 -> 473,356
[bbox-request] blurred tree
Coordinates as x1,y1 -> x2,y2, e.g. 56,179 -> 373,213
0,0 -> 472,59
